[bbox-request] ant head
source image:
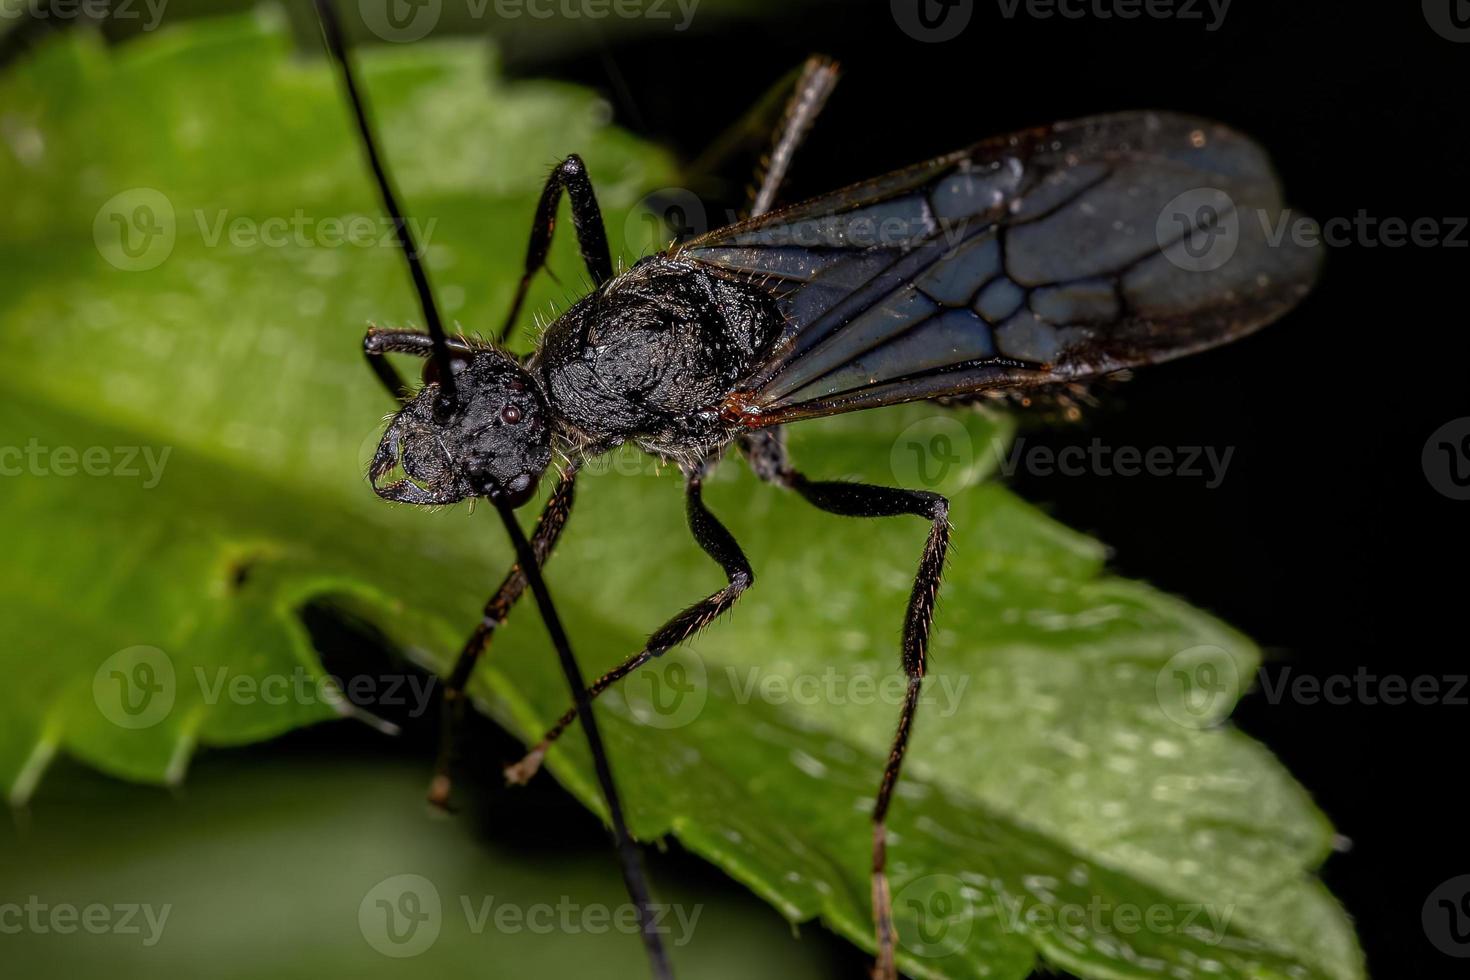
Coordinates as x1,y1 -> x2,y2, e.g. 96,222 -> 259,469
369,349 -> 551,507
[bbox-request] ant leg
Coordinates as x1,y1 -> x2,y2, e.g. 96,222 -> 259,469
428,467 -> 579,807
364,327 -> 477,358
362,327 -> 477,403
740,430 -> 948,980
505,464 -> 752,784
364,346 -> 411,404
498,155 -> 614,346
683,56 -> 840,221
748,55 -> 840,218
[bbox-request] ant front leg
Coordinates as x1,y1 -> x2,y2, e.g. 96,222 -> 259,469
741,429 -> 949,980
428,465 -> 579,807
362,327 -> 477,403
504,463 -> 752,784
499,155 -> 614,346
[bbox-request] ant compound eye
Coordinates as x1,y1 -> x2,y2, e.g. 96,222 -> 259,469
501,404 -> 523,425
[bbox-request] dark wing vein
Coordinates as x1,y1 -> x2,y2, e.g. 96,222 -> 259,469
675,111 -> 1322,426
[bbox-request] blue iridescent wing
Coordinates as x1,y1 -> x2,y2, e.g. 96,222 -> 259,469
676,111 -> 1322,426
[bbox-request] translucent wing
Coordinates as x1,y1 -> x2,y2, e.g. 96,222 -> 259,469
676,111 -> 1322,426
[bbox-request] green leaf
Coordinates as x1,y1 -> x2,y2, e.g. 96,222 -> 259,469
0,14 -> 1364,980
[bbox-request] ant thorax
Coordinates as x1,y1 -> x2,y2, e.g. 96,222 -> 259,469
533,256 -> 785,458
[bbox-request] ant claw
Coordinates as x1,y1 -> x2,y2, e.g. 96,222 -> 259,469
503,744 -> 547,786
426,773 -> 454,812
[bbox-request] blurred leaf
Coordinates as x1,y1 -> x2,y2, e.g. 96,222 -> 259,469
0,13 -> 1363,980
0,750 -> 838,977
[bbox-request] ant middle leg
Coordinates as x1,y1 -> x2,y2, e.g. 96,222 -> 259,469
428,466 -> 579,807
504,463 -> 752,784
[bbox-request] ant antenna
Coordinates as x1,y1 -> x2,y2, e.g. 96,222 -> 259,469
494,507 -> 674,979
313,0 -> 457,412
311,3 -> 672,977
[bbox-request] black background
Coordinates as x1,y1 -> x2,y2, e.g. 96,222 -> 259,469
12,1 -> 1465,975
